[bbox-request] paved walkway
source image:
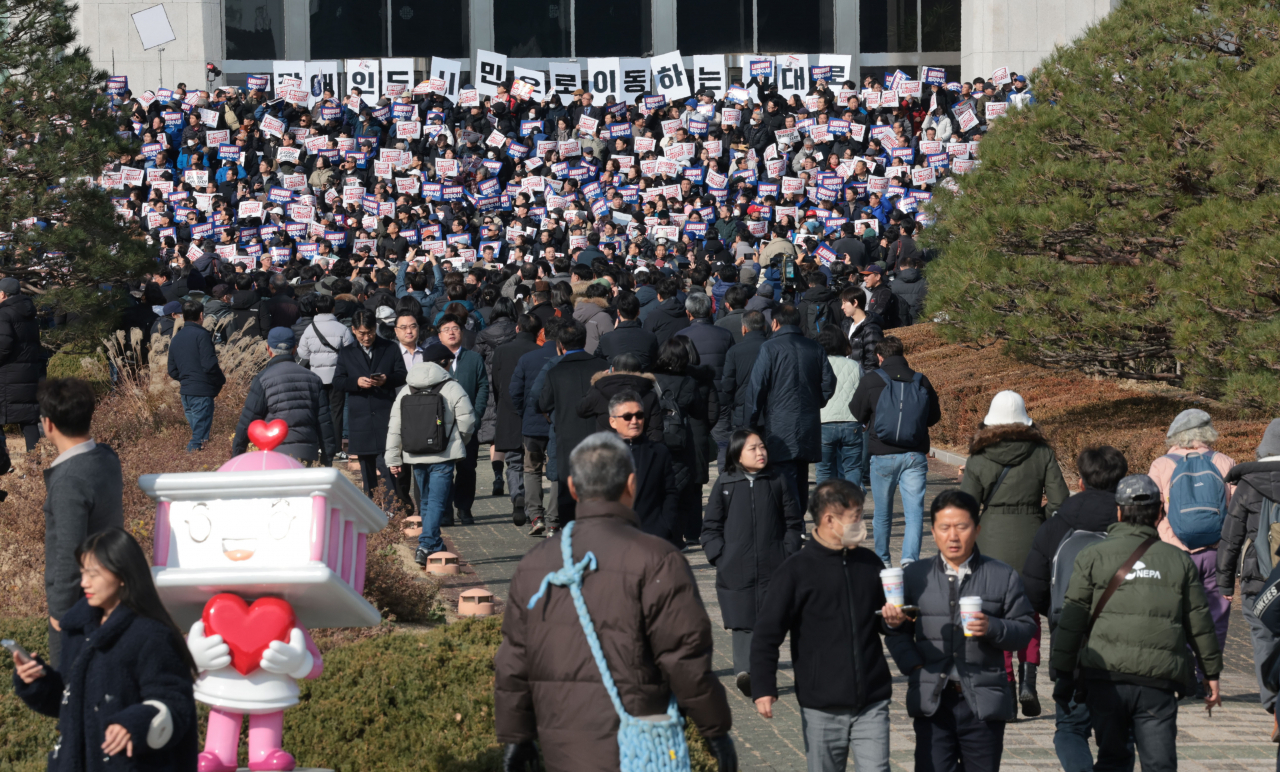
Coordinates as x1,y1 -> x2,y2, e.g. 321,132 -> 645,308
443,453 -> 1276,771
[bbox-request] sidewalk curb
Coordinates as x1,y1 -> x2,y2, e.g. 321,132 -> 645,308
930,447 -> 968,467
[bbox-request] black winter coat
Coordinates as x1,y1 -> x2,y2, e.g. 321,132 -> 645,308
1219,460 -> 1280,597
842,312 -> 885,374
0,294 -> 45,424
333,338 -> 408,456
576,371 -> 664,443
685,364 -> 719,483
750,541 -> 893,712
1021,488 -> 1120,618
625,435 -> 682,546
849,355 -> 941,457
675,319 -> 735,383
745,326 -> 837,463
474,316 -> 517,444
642,297 -> 690,344
232,355 -> 337,460
14,600 -> 198,772
166,324 -> 225,397
226,290 -> 264,341
720,331 -> 767,431
890,268 -> 928,327
701,468 -> 803,629
491,331 -> 542,452
652,371 -> 702,493
536,351 -> 609,478
595,320 -> 660,370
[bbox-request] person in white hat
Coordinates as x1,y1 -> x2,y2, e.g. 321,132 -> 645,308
959,389 -> 1069,718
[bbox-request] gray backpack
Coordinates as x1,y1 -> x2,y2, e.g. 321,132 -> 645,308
1049,529 -> 1107,630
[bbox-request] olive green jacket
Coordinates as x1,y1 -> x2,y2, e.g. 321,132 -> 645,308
1049,522 -> 1222,691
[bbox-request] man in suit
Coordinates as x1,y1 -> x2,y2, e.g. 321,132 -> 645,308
332,310 -> 408,506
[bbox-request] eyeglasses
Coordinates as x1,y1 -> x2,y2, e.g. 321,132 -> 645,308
610,411 -> 645,422
395,324 -> 419,331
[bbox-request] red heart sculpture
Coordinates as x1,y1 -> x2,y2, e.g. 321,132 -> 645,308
246,419 -> 289,452
202,593 -> 296,676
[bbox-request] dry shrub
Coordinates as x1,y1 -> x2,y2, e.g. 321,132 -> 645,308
896,325 -> 1274,481
1,329 -> 437,626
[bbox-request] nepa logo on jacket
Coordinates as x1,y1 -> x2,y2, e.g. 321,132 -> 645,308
1125,561 -> 1161,581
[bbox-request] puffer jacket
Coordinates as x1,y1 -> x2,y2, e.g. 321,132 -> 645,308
384,362 -> 476,467
962,423 -> 1070,573
819,355 -> 861,424
1050,522 -> 1223,693
13,600 -> 198,772
700,467 -> 803,630
573,298 -> 613,360
890,267 -> 928,326
225,290 -> 264,341
885,549 -> 1036,721
0,293 -> 46,424
296,313 -> 355,384
474,316 -> 517,444
842,312 -> 885,374
494,500 -> 733,772
232,354 -> 337,461
1219,458 -> 1280,598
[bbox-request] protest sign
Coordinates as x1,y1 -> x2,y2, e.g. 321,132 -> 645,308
776,54 -> 809,99
619,59 -> 649,98
381,58 -> 414,95
747,56 -> 774,79
691,55 -> 726,96
991,66 -> 1011,85
549,61 -> 581,97
587,57 -> 622,103
271,61 -> 304,94
397,120 -> 421,139
911,166 -> 937,186
475,49 -> 508,96
817,54 -> 852,85
985,102 -> 1008,120
512,67 -> 546,101
922,66 -> 947,85
459,89 -> 480,107
276,147 -> 301,164
199,108 -> 219,128
650,51 -> 691,101
261,114 -> 285,137
429,57 -> 462,99
344,59 -> 380,105
955,105 -> 979,132
302,61 -> 338,106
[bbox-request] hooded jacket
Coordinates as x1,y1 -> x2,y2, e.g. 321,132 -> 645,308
576,371 -> 665,443
573,297 -> 612,354
1219,452 -> 1280,597
0,293 -> 45,424
384,362 -> 476,467
961,423 -> 1070,573
642,296 -> 691,344
701,467 -> 803,630
495,499 -> 733,771
890,267 -> 928,327
1021,487 -> 1122,616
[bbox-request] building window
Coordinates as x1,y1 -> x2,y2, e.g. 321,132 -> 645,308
678,0 -> 749,54
920,0 -> 960,51
759,0 -> 833,53
575,0 -> 649,56
310,0 -> 465,58
392,0 -> 467,57
226,0 -> 285,59
310,0 -> 384,58
494,0 -> 569,58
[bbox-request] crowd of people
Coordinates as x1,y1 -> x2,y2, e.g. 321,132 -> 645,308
8,61 -> 1280,772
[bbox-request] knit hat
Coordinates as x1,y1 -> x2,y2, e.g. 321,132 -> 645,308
739,265 -> 758,284
0,277 -> 19,295
1257,419 -> 1280,461
1167,408 -> 1212,440
422,342 -> 454,365
1115,474 -> 1161,507
982,390 -> 1032,427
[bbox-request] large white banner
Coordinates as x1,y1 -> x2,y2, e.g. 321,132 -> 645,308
271,60 -> 304,94
549,61 -> 581,98
474,50 -> 508,97
304,60 -> 338,107
818,54 -> 852,86
619,58 -> 650,101
650,51 -> 691,102
513,66 -> 548,102
429,57 -> 462,100
691,55 -> 726,96
380,58 -> 415,96
776,54 -> 810,99
587,57 -> 621,103
344,59 -> 379,105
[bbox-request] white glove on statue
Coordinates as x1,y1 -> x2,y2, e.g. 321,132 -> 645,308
259,628 -> 314,680
187,621 -> 232,673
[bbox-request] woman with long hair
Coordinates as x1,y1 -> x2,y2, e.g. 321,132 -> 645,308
700,429 -> 802,697
13,527 -> 199,770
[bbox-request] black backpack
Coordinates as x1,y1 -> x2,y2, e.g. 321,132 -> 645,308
659,387 -> 689,451
400,384 -> 449,455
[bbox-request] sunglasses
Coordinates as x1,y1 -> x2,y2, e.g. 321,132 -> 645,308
611,411 -> 645,422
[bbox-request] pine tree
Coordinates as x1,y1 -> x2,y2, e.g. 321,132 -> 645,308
0,0 -> 153,344
921,0 -> 1280,409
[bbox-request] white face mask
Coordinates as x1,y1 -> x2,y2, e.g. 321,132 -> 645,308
841,517 -> 868,549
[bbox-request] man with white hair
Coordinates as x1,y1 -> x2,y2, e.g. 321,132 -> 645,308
495,432 -> 737,772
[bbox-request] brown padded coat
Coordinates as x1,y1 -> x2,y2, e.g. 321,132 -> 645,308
494,499 -> 732,771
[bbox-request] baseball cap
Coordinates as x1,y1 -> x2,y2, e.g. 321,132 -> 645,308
162,300 -> 183,316
267,327 -> 296,351
1015,75 -> 1027,82
572,88 -> 585,96
859,265 -> 883,275
1115,474 -> 1161,507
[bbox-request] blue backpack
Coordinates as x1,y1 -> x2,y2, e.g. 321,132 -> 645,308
1164,451 -> 1228,549
872,370 -> 930,448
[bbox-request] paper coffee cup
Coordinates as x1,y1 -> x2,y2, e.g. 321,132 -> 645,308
880,567 -> 905,608
960,596 -> 983,637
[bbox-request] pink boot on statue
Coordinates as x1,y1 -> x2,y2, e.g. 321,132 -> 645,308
198,752 -> 238,772
247,749 -> 297,771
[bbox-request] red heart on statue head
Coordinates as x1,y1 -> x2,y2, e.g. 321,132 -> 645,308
246,419 -> 289,452
202,593 -> 296,676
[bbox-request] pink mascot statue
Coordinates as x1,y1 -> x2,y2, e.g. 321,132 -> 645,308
139,420 -> 387,771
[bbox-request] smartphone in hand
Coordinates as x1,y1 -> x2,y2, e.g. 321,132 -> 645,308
3,639 -> 33,663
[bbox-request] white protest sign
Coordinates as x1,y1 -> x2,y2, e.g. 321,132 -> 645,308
474,49 -> 508,97
513,67 -> 547,102
205,129 -> 229,145
955,106 -> 979,132
578,115 -> 599,135
650,51 -> 691,102
276,147 -> 300,164
991,67 -> 1011,86
587,57 -> 622,103
184,169 -> 208,187
911,166 -> 937,186
282,173 -> 306,189
549,61 -> 582,98
304,60 -> 339,107
271,60 -> 304,94
345,59 -> 380,105
919,140 -> 943,155
429,57 -> 462,100
776,54 -> 809,99
261,114 -> 285,137
985,102 -> 1008,120
397,121 -> 421,139
817,54 -> 852,85
620,58 -> 650,99
238,200 -> 264,219
381,58 -> 414,96
199,108 -> 219,128
691,55 -> 726,96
